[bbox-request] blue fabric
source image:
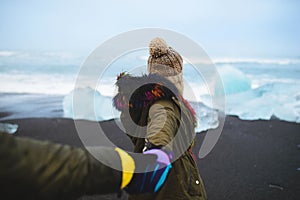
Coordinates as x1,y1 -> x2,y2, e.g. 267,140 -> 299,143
150,164 -> 160,183
139,165 -> 149,192
154,164 -> 172,192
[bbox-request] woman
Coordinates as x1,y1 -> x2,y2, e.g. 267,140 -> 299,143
113,38 -> 207,199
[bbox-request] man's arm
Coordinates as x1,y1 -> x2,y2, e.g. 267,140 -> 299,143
0,132 -> 122,199
0,132 -> 172,199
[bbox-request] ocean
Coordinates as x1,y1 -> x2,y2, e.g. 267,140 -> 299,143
1,51 -> 300,132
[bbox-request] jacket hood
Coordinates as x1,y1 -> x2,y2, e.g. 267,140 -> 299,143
113,73 -> 196,125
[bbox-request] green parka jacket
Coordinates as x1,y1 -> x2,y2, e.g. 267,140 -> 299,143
0,132 -> 122,199
114,74 -> 207,200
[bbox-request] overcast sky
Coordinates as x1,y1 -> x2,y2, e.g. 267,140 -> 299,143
0,0 -> 299,58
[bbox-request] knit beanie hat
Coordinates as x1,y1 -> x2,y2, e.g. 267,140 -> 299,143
147,37 -> 184,94
148,38 -> 183,76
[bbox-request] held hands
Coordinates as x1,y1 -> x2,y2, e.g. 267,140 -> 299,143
117,148 -> 172,194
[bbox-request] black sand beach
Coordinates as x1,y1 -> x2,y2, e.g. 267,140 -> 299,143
1,116 -> 300,200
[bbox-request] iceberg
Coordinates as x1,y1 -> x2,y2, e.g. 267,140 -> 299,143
0,123 -> 18,134
216,65 -> 251,95
191,102 -> 219,132
225,83 -> 300,122
62,68 -> 300,133
63,87 -> 219,132
63,87 -> 120,121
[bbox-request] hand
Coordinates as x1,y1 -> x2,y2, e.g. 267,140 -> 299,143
125,149 -> 172,193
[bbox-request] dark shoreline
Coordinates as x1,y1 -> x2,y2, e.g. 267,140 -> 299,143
1,116 -> 300,199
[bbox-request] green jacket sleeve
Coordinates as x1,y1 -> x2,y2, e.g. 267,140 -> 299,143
0,132 -> 122,200
146,100 -> 179,150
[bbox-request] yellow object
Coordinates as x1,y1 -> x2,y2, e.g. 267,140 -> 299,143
115,147 -> 135,189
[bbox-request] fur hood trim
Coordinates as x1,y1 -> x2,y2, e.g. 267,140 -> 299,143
113,73 -> 179,110
113,73 -> 196,123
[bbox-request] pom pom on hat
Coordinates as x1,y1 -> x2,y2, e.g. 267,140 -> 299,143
147,37 -> 184,94
149,38 -> 169,58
